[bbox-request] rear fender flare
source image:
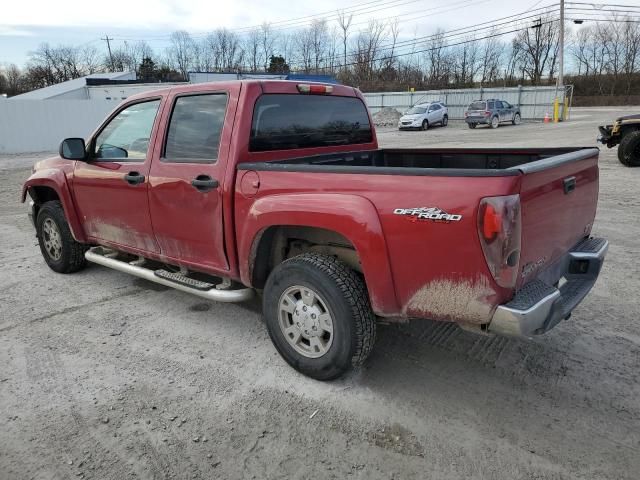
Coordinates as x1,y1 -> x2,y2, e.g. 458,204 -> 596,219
22,170 -> 87,243
239,193 -> 399,316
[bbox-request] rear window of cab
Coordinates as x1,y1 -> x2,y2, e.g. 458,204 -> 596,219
249,94 -> 373,152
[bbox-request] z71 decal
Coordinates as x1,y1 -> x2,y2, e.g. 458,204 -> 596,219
393,207 -> 463,223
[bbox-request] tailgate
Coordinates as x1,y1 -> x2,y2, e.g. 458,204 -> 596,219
516,148 -> 599,288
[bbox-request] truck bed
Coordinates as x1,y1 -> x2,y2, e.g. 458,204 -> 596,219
236,145 -> 600,323
239,147 -> 598,176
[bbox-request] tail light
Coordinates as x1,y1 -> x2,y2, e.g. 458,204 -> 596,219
297,84 -> 333,94
464,111 -> 469,117
477,195 -> 521,289
484,111 -> 491,117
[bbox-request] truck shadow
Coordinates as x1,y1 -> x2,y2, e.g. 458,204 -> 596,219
360,318 -> 580,391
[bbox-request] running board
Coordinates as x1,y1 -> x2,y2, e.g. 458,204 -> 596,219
85,247 -> 253,303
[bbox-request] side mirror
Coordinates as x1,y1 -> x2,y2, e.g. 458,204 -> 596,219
60,138 -> 86,160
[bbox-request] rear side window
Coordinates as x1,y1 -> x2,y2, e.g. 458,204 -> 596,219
469,101 -> 485,110
250,94 -> 373,152
164,93 -> 228,163
488,101 -> 496,109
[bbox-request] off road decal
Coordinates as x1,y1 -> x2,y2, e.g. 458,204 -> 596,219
393,207 -> 462,223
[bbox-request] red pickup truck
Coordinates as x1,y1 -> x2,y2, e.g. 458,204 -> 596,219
23,80 -> 607,380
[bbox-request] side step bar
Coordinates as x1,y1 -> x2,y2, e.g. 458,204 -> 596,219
85,247 -> 254,303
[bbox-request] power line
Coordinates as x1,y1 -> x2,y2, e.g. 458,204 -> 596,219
114,0 -> 439,40
288,18 -> 560,70
285,6 -> 561,68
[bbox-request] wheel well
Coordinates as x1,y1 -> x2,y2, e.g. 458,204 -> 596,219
251,226 -> 361,289
28,186 -> 60,218
620,124 -> 640,137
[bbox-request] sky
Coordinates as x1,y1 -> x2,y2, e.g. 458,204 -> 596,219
0,0 -> 637,67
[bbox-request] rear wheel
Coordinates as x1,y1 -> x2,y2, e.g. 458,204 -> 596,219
36,201 -> 87,273
490,116 -> 500,129
442,115 -> 448,127
512,113 -> 521,125
421,119 -> 429,131
263,253 -> 376,380
618,130 -> 640,167
468,123 -> 477,129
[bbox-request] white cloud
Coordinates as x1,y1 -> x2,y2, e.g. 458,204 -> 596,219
0,25 -> 35,36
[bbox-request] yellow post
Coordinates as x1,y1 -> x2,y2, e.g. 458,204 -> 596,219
553,97 -> 560,123
563,97 -> 569,121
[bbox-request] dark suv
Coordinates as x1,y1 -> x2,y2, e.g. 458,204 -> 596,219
465,99 -> 521,129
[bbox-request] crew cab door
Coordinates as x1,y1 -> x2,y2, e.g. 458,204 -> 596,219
73,98 -> 164,253
147,86 -> 238,273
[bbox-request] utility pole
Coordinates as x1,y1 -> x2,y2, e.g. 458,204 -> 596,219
558,0 -> 564,89
102,35 -> 115,71
554,0 -> 565,122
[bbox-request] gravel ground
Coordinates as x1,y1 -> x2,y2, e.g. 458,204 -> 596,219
1,107 -> 639,479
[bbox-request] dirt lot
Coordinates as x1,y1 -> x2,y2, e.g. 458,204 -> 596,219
1,107 -> 639,479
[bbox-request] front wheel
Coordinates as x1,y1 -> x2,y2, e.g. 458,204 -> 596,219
36,201 -> 87,273
618,130 -> 640,167
421,120 -> 429,131
442,115 -> 448,127
263,253 -> 376,380
490,116 -> 500,129
512,113 -> 521,125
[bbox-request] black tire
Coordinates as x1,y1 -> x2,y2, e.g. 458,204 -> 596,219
263,253 -> 376,381
442,115 -> 448,127
512,113 -> 521,125
618,130 -> 640,167
36,201 -> 87,273
421,119 -> 429,131
490,115 -> 500,129
468,123 -> 477,129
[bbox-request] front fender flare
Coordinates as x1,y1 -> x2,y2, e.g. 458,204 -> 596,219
239,193 -> 399,316
22,170 -> 87,243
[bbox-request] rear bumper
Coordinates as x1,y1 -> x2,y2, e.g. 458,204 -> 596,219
465,117 -> 490,124
488,237 -> 608,337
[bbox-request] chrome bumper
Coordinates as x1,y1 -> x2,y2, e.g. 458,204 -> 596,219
489,238 -> 608,337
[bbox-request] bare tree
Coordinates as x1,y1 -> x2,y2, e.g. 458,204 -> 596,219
351,20 -> 388,85
294,27 -> 314,73
336,11 -> 353,70
310,19 -> 329,72
515,16 -> 559,84
245,29 -> 261,71
424,29 -> 450,87
479,33 -> 503,85
260,23 -> 277,71
167,31 -> 195,79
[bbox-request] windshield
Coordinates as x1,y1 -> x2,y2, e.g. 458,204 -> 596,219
406,106 -> 427,115
250,94 -> 373,152
469,101 -> 486,111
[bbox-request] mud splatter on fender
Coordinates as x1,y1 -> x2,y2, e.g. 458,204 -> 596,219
404,275 -> 497,324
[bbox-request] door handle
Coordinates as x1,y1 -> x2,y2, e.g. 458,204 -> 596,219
191,175 -> 219,192
124,172 -> 145,185
563,176 -> 576,194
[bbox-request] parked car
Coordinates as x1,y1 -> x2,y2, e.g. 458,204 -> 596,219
598,114 -> 640,166
23,80 -> 607,380
398,101 -> 448,130
465,99 -> 521,129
